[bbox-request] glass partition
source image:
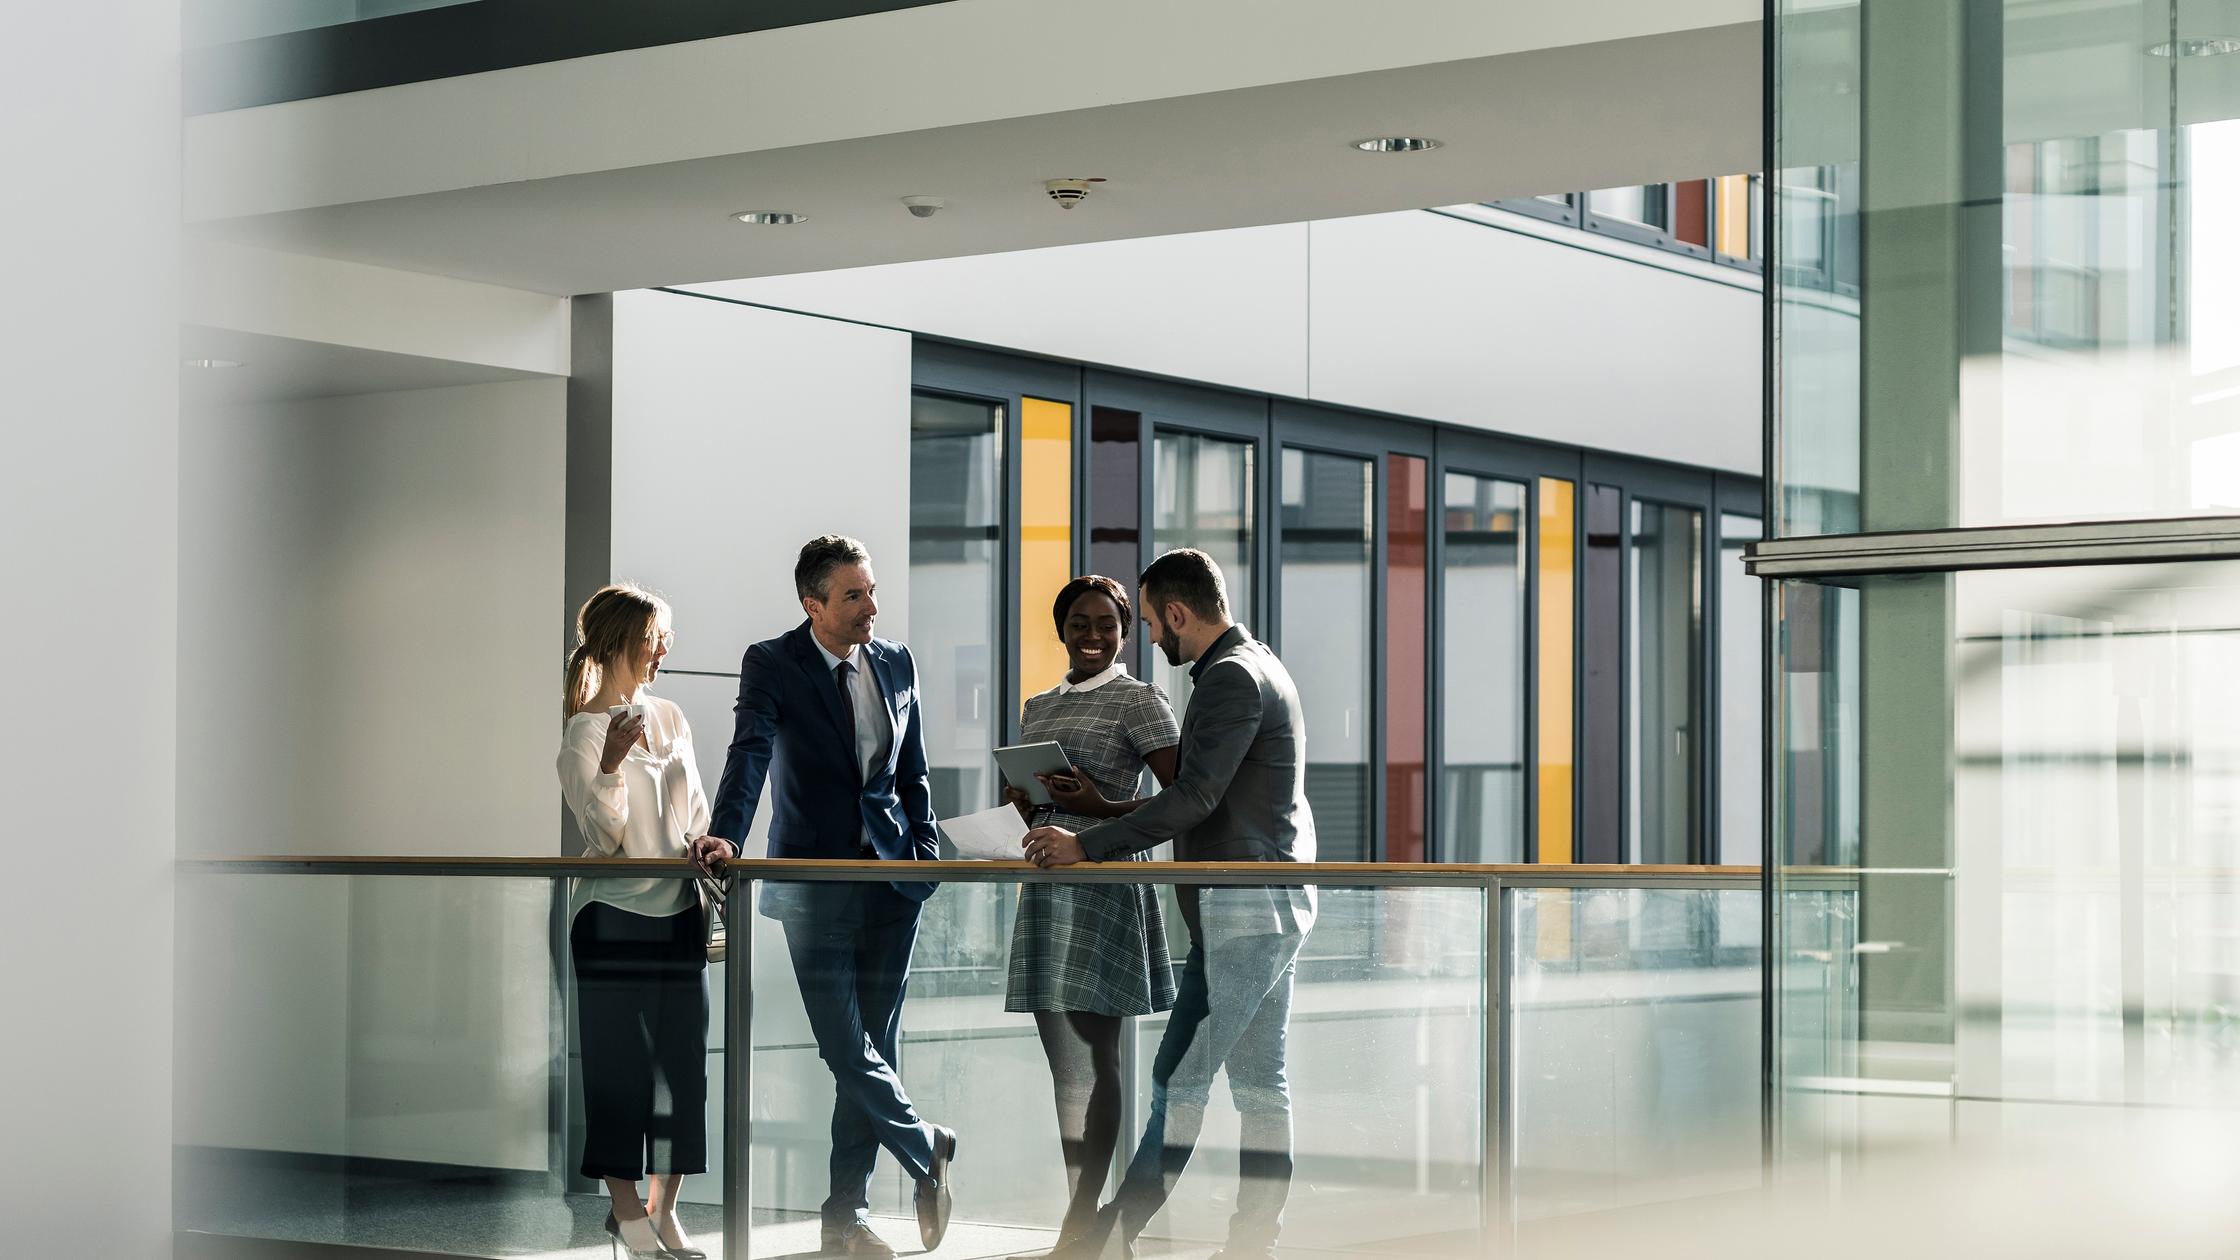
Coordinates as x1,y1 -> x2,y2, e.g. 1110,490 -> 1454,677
175,868 -> 731,1258
910,392 -> 1005,823
1774,0 -> 2240,535
1718,514 -> 1765,865
1280,448 -> 1375,862
1775,561 -> 2240,1160
1628,501 -> 1704,865
1506,885 -> 1763,1224
1152,430 -> 1256,712
177,862 -> 1762,1259
1442,473 -> 1529,863
747,872 -> 1485,1257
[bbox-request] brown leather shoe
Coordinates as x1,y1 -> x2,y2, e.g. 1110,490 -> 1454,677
820,1221 -> 896,1259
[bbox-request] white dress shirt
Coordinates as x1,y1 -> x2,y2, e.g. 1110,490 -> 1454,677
813,635 -> 891,780
557,695 -> 706,920
814,636 -> 892,853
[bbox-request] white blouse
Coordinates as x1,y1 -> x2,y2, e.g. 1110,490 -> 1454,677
557,695 -> 708,921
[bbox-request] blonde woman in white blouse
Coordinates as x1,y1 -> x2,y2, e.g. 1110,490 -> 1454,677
558,583 -> 711,1260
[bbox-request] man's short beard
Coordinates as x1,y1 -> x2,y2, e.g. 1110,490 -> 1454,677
1157,628 -> 1184,666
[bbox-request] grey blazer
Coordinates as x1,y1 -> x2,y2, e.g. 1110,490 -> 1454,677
1078,625 -> 1317,938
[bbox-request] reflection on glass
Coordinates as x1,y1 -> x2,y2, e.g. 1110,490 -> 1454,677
1442,473 -> 1528,863
1777,562 -> 2240,1159
1280,448 -> 1374,862
1775,0 -> 2240,531
1133,885 -> 1485,1252
1152,431 -> 1255,711
753,878 -> 1486,1254
910,393 -> 1003,823
1508,886 -> 1762,1221
1537,478 -> 1576,863
1629,502 -> 1702,865
1719,514 -> 1763,865
1089,407 -> 1142,670
1588,185 -> 1669,231
1716,174 -> 1757,260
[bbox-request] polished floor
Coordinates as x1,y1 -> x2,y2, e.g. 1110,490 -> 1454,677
174,1156 -> 1430,1259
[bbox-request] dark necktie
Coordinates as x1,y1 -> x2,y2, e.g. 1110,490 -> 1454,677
834,660 -> 858,764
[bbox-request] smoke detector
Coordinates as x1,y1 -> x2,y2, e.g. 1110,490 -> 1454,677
901,195 -> 946,218
1043,177 -> 1106,210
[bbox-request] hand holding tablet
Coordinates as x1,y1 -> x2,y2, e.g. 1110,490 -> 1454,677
991,741 -> 1077,806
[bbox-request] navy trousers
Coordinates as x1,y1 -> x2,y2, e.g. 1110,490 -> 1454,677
778,881 -> 939,1227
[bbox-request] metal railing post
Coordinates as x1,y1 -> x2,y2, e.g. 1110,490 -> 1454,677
1478,872 -> 1504,1256
724,865 -> 752,1260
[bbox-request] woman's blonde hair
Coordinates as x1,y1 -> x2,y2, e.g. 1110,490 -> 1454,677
564,583 -> 671,719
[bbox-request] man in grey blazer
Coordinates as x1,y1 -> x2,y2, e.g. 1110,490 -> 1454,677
1024,547 -> 1315,1260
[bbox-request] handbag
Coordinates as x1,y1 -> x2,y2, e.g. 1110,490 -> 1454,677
698,876 -> 729,964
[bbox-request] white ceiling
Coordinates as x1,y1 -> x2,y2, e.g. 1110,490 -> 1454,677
186,18 -> 1760,296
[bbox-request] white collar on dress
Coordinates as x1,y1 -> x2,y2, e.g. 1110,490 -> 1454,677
1056,660 -> 1129,694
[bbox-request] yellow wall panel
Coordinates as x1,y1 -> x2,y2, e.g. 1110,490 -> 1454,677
1536,477 -> 1575,866
1020,398 -> 1074,699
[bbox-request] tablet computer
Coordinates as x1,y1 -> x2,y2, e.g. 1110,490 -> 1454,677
992,741 -> 1076,806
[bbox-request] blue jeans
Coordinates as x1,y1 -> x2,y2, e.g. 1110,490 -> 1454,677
1109,921 -> 1304,1251
777,881 -> 939,1227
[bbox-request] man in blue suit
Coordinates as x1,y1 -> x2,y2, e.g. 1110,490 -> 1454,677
688,535 -> 957,1259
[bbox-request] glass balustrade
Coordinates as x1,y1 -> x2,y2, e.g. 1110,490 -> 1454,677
175,860 -> 1772,1259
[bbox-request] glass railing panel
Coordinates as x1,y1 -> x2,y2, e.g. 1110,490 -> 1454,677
747,874 -> 1489,1258
176,863 -> 1776,1258
175,868 -> 729,1259
1506,884 -> 1764,1223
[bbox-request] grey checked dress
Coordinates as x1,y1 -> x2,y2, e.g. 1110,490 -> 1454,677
1005,666 -> 1181,1015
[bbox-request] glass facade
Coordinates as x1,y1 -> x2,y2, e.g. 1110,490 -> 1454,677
908,392 -> 1003,823
1627,501 -> 1703,866
1153,430 -> 1257,711
1440,473 -> 1528,864
1770,0 -> 2240,1179
1501,177 -> 1765,271
1718,513 -> 1763,865
908,356 -> 1755,865
1280,448 -> 1376,862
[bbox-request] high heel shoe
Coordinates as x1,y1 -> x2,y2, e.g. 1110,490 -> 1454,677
605,1210 -> 668,1260
652,1212 -> 707,1260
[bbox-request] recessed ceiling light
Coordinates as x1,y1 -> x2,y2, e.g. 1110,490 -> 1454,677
2147,36 -> 2240,57
1353,136 -> 1443,154
185,358 -> 244,369
731,211 -> 807,225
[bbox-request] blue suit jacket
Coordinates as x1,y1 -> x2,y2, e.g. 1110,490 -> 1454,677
709,620 -> 939,904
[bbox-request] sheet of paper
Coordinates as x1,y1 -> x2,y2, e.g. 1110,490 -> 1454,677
937,804 -> 1029,861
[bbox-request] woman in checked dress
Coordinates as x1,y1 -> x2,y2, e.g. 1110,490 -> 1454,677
1003,574 -> 1181,1248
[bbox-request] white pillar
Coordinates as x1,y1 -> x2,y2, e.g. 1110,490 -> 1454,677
0,5 -> 178,1256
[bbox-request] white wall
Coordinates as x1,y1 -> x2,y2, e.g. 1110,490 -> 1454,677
687,209 -> 1762,474
607,288 -> 913,846
180,379 -> 567,858
175,378 -> 567,1171
3,5 -> 177,1255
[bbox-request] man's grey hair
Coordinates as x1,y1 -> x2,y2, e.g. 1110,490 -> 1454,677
795,534 -> 872,602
